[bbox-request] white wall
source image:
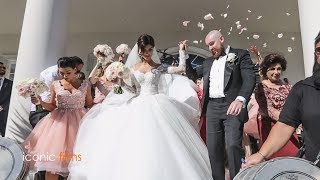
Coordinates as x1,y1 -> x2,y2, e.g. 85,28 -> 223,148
0,31 -> 305,84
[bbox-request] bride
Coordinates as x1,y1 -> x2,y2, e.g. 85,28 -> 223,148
68,34 -> 213,180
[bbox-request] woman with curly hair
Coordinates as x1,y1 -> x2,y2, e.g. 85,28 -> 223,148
255,53 -> 300,158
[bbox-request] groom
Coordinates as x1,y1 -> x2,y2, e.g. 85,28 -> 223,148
195,30 -> 256,179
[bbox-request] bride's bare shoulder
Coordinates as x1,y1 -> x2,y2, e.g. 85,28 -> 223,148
132,63 -> 142,70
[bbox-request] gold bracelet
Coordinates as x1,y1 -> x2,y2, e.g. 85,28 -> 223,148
258,151 -> 268,161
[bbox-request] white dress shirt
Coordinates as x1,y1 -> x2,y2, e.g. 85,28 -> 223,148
30,65 -> 62,111
209,46 -> 246,105
0,77 -> 4,91
209,46 -> 230,98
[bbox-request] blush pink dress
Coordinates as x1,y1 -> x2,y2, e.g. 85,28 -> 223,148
22,80 -> 89,177
93,79 -> 113,104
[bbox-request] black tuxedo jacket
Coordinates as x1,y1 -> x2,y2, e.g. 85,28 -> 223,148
0,78 -> 13,111
0,78 -> 13,136
196,47 -> 256,122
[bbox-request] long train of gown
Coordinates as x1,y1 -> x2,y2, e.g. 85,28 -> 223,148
68,70 -> 213,180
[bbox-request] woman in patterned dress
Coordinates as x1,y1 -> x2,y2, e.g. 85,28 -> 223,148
255,53 -> 300,158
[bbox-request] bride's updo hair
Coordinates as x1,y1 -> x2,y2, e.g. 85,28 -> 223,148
137,34 -> 155,53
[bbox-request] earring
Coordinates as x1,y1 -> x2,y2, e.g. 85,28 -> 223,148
75,73 -> 82,79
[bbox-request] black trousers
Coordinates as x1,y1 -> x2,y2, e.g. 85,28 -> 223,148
206,100 -> 244,180
34,171 -> 65,180
0,111 -> 9,137
29,110 -> 50,128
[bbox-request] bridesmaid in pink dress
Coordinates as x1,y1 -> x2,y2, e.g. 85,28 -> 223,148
93,79 -> 114,104
89,59 -> 114,104
22,57 -> 93,180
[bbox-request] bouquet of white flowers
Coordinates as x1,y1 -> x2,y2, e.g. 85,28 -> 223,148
105,62 -> 130,94
16,78 -> 48,98
116,44 -> 131,55
16,78 -> 49,111
93,44 -> 115,63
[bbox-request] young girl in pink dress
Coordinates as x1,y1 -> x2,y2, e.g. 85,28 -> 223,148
22,57 -> 93,180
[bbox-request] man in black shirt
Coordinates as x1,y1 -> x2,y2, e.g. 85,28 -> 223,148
243,31 -> 320,167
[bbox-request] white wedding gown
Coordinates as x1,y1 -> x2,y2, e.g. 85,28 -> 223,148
68,69 -> 213,180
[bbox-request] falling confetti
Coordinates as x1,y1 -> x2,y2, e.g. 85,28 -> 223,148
227,32 -> 231,35
227,5 -> 230,9
263,43 -> 267,48
204,13 -> 214,20
182,21 -> 190,27
218,29 -> 222,32
246,17 -> 249,21
253,35 -> 260,39
235,21 -> 240,25
257,16 -> 263,20
230,27 -> 233,32
278,33 -> 283,38
286,13 -> 291,16
288,47 -> 293,52
291,37 -> 295,41
193,40 -> 199,44
197,22 -> 204,31
200,40 -> 203,43
272,32 -> 275,34
248,10 -> 252,13
239,27 -> 247,34
237,24 -> 242,29
247,37 -> 250,40
222,13 -> 228,18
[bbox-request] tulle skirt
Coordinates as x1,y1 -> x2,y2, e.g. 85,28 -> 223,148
22,108 -> 88,177
68,94 -> 212,180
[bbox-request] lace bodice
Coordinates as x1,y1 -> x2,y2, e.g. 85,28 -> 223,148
53,80 -> 88,109
132,69 -> 161,95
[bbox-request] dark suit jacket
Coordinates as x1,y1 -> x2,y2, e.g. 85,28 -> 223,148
196,47 -> 256,122
0,78 -> 13,136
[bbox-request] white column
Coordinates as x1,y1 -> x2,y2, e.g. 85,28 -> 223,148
5,0 -> 70,142
298,0 -> 320,77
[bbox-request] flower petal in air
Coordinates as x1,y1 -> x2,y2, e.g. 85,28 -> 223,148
253,35 -> 260,39
182,21 -> 190,27
204,13 -> 214,20
197,22 -> 204,31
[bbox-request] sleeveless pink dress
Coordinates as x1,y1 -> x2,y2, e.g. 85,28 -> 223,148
22,80 -> 89,177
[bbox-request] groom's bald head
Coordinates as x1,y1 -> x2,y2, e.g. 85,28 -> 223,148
205,30 -> 225,58
205,30 -> 222,42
